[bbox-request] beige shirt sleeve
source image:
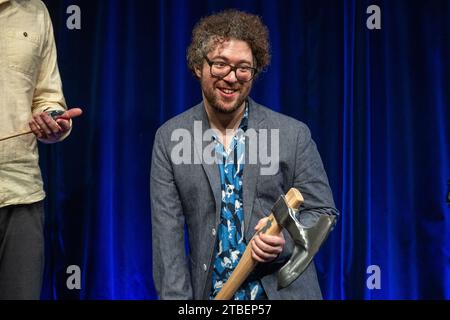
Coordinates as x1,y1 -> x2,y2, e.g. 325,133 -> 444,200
0,0 -> 70,207
32,3 -> 71,142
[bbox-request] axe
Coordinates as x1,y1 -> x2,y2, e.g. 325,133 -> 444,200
214,187 -> 336,300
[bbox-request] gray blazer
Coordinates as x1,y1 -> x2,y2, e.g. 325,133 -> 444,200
150,98 -> 338,300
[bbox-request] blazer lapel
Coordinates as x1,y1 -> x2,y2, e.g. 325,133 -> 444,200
193,103 -> 222,225
243,98 -> 266,237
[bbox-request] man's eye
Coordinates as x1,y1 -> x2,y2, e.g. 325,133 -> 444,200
214,62 -> 227,68
238,67 -> 251,73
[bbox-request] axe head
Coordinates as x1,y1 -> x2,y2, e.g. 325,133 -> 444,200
272,194 -> 336,289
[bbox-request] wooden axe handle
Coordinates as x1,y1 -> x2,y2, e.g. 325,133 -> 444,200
214,187 -> 303,300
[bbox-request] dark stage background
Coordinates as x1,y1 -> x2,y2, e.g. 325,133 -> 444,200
37,0 -> 449,299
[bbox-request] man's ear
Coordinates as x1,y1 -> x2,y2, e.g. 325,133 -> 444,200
194,65 -> 202,79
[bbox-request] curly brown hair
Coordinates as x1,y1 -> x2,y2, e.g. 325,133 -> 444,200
187,9 -> 271,77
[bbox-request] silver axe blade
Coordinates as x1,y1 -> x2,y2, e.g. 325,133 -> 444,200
272,195 -> 336,289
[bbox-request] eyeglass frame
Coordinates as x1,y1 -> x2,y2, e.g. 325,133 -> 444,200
203,55 -> 258,82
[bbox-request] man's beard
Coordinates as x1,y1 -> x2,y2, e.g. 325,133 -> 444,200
202,80 -> 248,114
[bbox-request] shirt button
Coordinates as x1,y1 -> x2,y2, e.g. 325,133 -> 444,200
203,264 -> 207,272
212,228 -> 216,236
23,32 -> 28,37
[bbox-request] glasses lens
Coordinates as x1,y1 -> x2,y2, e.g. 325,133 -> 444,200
236,68 -> 253,82
210,62 -> 254,82
211,63 -> 231,77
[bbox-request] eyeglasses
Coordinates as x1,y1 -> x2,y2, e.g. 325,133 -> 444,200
203,55 -> 257,82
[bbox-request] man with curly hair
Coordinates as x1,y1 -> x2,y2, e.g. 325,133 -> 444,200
151,9 -> 338,300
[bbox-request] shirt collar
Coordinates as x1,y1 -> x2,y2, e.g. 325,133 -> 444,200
0,0 -> 10,5
211,101 -> 249,146
238,101 -> 249,133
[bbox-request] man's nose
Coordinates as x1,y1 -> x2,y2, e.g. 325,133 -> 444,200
222,69 -> 238,83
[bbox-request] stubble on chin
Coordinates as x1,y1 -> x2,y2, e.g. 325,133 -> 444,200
209,98 -> 244,114
203,86 -> 247,115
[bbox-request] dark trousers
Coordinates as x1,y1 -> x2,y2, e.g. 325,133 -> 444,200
0,201 -> 44,300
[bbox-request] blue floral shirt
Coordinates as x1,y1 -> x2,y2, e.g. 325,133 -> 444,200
210,105 -> 266,300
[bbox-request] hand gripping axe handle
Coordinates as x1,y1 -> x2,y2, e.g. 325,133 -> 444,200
214,187 -> 303,300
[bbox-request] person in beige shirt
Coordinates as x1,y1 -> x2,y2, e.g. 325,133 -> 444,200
0,0 -> 81,299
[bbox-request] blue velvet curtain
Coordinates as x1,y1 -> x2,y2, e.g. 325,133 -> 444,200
39,0 -> 449,299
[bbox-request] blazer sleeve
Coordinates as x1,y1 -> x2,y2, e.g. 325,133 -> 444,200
256,122 -> 338,274
293,123 -> 339,226
150,127 -> 193,299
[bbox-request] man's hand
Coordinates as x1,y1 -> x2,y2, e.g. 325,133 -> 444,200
251,217 -> 285,263
29,108 -> 82,142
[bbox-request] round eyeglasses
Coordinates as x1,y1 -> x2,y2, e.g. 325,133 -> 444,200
204,55 -> 257,82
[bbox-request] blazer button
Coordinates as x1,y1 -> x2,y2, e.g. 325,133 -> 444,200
212,228 -> 216,236
203,264 -> 207,272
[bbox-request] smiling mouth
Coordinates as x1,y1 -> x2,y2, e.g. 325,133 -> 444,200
217,87 -> 238,95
